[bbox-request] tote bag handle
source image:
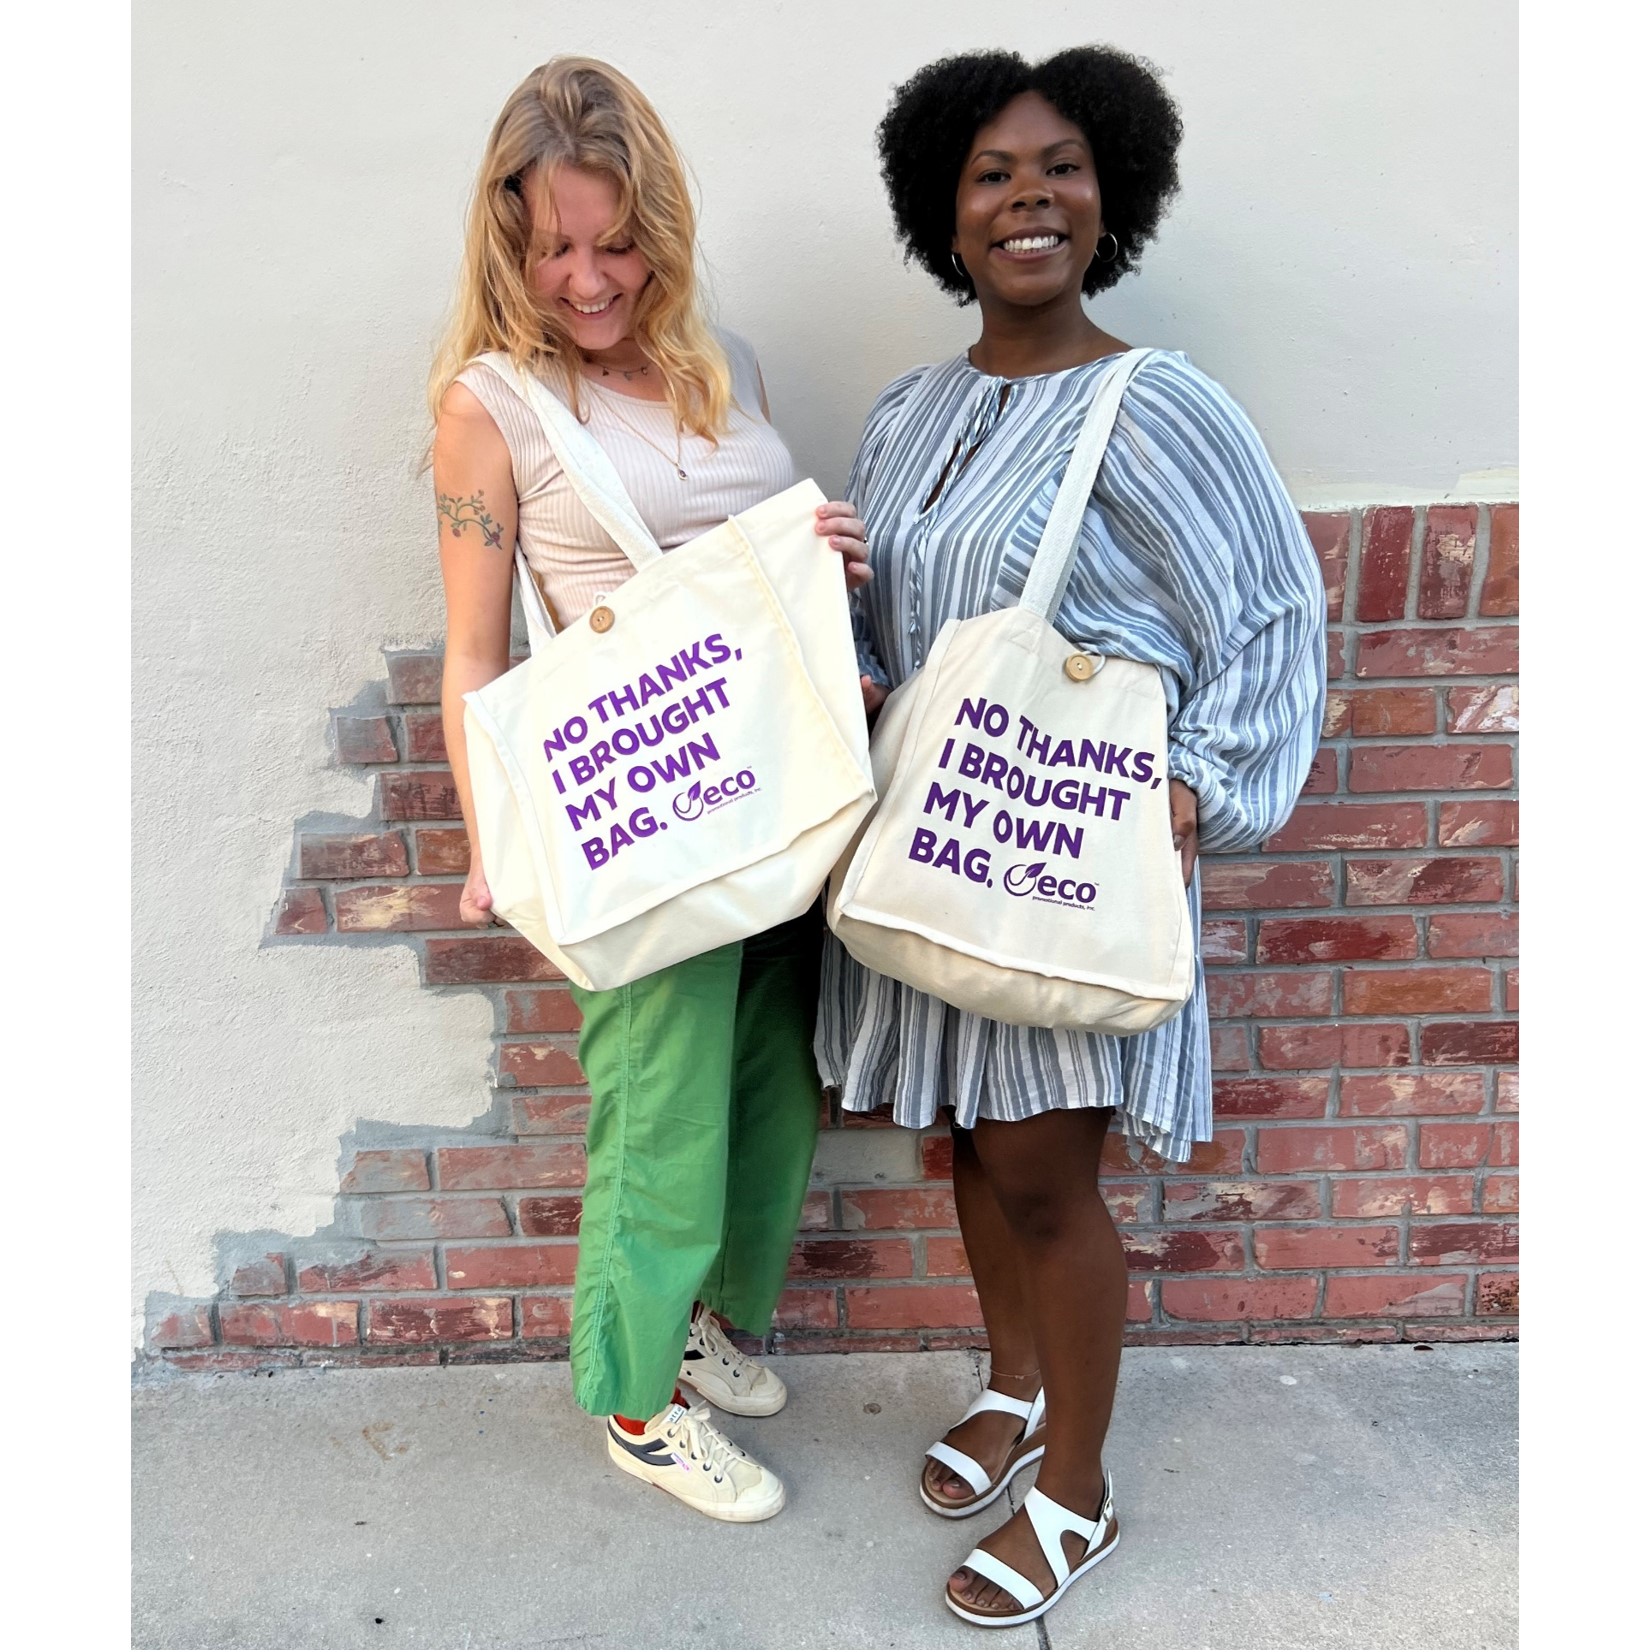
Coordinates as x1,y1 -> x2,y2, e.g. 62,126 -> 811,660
1017,348 -> 1156,622
475,351 -> 665,653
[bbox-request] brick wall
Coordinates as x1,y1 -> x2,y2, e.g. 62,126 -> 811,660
148,502 -> 1517,1369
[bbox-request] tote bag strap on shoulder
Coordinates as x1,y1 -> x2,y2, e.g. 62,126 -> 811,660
475,351 -> 665,652
1018,348 -> 1157,622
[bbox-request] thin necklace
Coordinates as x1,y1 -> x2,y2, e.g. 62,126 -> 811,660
598,388 -> 688,479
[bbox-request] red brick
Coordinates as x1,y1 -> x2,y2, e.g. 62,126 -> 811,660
1479,506 -> 1518,616
923,1238 -> 971,1276
1349,744 -> 1512,793
1258,916 -> 1417,964
424,937 -> 564,984
340,1150 -> 430,1194
1251,1324 -> 1402,1345
1117,1130 -> 1245,1176
1481,1174 -> 1518,1214
1256,1125 -> 1407,1174
1438,801 -> 1518,847
1417,1123 -> 1492,1168
1266,803 -> 1429,852
1213,1077 -> 1329,1118
1420,1021 -> 1518,1064
446,1243 -> 578,1288
1163,1180 -> 1322,1222
1302,749 -> 1338,795
1209,1025 -> 1250,1070
799,1191 -> 833,1231
789,1238 -> 914,1280
273,887 -> 328,935
1349,688 -> 1437,737
1161,1277 -> 1318,1321
776,1333 -> 925,1353
1322,690 -> 1352,738
509,1094 -> 593,1135
220,1301 -> 358,1348
773,1288 -> 841,1330
504,989 -> 582,1035
1206,971 -> 1334,1019
227,1254 -> 288,1297
1446,685 -> 1518,734
379,770 -> 462,822
161,1350 -> 305,1374
841,1187 -> 957,1230
402,711 -> 448,762
1255,1025 -> 1396,1071
1357,507 -> 1414,622
365,1296 -> 514,1344
1303,512 -> 1349,620
920,1135 -> 953,1180
1255,1225 -> 1399,1268
358,1197 -> 510,1241
1100,1183 -> 1151,1224
151,1306 -> 214,1349
437,1144 -> 585,1190
1127,1281 -> 1154,1322
1346,858 -> 1503,906
298,832 -> 409,880
1409,1221 -> 1517,1266
1426,914 -> 1518,959
520,1295 -> 572,1339
1477,1272 -> 1519,1316
1418,506 -> 1478,619
1495,1072 -> 1518,1112
1323,1273 -> 1466,1317
1201,919 -> 1248,963
1201,861 -> 1334,911
413,828 -> 471,874
1356,627 -> 1518,678
1489,1121 -> 1517,1166
335,884 -> 465,932
1343,968 -> 1493,1015
1331,1176 -> 1475,1218
1327,630 -> 1347,679
1503,969 -> 1518,1012
296,1251 -> 438,1294
497,1042 -> 585,1087
517,1196 -> 583,1237
334,714 -> 398,765
386,652 -> 444,705
1122,1230 -> 1243,1271
844,1284 -> 981,1330
1339,1024 -> 1414,1067
1341,1072 -> 1486,1116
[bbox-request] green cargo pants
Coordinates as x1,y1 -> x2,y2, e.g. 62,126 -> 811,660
567,911 -> 822,1420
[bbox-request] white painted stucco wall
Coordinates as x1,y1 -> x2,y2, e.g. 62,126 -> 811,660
132,0 -> 1517,1336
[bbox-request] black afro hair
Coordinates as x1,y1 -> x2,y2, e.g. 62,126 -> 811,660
876,45 -> 1183,304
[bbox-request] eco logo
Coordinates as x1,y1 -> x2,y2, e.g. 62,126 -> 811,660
672,769 -> 758,822
1004,861 -> 1097,908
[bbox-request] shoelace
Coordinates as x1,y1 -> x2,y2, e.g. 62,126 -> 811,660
694,1313 -> 749,1378
664,1403 -> 741,1484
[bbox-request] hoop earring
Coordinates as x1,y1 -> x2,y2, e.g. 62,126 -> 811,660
950,251 -> 971,283
1092,232 -> 1120,265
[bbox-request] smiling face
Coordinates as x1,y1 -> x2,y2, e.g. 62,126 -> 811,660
524,164 -> 653,354
951,91 -> 1103,311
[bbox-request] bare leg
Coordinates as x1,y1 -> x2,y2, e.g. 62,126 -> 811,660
923,1121 -> 1044,1505
948,1108 -> 1127,1615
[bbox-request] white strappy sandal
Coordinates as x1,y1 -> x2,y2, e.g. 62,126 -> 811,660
919,1386 -> 1047,1518
944,1471 -> 1120,1627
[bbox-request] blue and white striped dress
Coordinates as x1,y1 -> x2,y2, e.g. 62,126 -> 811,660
816,349 -> 1327,1162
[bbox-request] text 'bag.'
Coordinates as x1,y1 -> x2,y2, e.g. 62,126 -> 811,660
463,354 -> 875,991
827,350 -> 1195,1034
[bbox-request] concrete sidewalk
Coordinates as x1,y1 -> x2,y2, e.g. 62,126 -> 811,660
133,1344 -> 1515,1650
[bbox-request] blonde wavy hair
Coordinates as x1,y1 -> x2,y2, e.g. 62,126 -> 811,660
427,56 -> 731,438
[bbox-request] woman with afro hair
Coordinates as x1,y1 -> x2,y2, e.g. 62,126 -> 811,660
817,46 -> 1326,1628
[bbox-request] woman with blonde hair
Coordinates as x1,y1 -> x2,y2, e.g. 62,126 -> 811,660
429,55 -> 870,1523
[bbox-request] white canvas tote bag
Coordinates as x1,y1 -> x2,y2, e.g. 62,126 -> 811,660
827,349 -> 1195,1034
462,354 -> 875,991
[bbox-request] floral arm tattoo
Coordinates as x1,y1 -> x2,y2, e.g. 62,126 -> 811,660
437,490 -> 505,549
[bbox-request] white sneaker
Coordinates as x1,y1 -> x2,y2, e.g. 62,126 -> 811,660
678,1304 -> 788,1416
605,1400 -> 786,1523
